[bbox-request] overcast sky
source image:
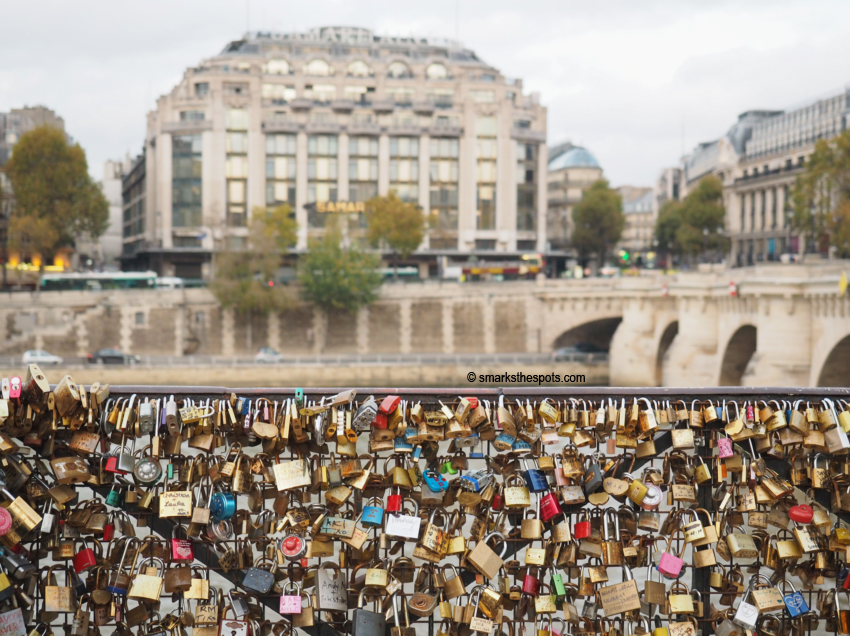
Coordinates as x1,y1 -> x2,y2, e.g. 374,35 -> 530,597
2,0 -> 849,186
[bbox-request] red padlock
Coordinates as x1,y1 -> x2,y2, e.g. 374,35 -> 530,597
386,487 -> 402,513
372,412 -> 388,429
467,398 -> 479,409
379,395 -> 401,415
789,504 -> 813,524
539,491 -> 561,523
522,567 -> 540,596
491,488 -> 505,512
171,526 -> 194,561
573,510 -> 591,540
102,518 -> 115,542
104,456 -> 128,475
73,539 -> 98,573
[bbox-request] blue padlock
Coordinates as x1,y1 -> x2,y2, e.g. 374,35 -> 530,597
511,439 -> 532,454
210,490 -> 236,521
423,469 -> 449,492
494,433 -> 516,451
394,436 -> 414,453
361,497 -> 385,528
522,459 -> 549,493
782,581 -> 808,617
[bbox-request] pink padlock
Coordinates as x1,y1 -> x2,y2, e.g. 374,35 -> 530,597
0,508 -> 11,536
8,377 -> 20,401
657,534 -> 686,579
279,582 -> 302,614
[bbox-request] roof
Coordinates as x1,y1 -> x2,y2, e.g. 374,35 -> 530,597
548,146 -> 601,171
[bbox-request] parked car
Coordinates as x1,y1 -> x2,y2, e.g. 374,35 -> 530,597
552,343 -> 607,360
255,347 -> 285,363
87,348 -> 141,365
21,350 -> 64,366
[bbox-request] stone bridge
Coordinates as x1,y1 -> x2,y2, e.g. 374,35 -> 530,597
2,262 -> 849,386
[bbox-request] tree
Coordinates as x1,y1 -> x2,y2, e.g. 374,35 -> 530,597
211,204 -> 296,314
6,126 -> 108,269
571,179 -> 625,268
365,191 -> 426,277
298,223 -> 381,313
653,175 -> 727,264
792,131 -> 850,254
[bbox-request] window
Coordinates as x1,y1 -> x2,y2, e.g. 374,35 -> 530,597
264,59 -> 290,75
265,134 -> 297,207
172,134 -> 202,228
427,89 -> 454,107
135,312 -> 145,326
388,87 -> 415,105
305,59 -> 332,76
194,83 -> 209,98
347,60 -> 372,77
481,74 -> 496,82
390,137 -> 419,203
180,110 -> 205,121
343,86 -> 370,104
514,120 -> 531,129
262,84 -> 296,103
224,83 -> 248,96
426,63 -> 448,80
471,90 -> 495,103
516,142 -> 537,232
305,84 -> 336,103
388,62 -> 411,78
429,138 -> 459,249
476,117 -> 497,230
433,115 -> 459,128
348,136 -> 378,204
307,135 -> 338,228
226,110 -> 248,227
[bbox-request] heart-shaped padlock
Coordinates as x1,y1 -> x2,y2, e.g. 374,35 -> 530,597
789,504 -> 813,524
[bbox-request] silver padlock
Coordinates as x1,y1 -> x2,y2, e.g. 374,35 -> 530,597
352,397 -> 378,431
40,501 -> 56,534
138,399 -> 154,434
165,395 -> 178,432
117,435 -> 136,473
229,591 -> 249,618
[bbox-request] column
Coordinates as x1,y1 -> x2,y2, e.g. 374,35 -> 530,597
338,133 -> 349,203
378,134 -> 390,196
295,131 -> 309,250
419,134 -> 430,249
609,297 -> 658,386
663,296 -> 720,387
746,295 -> 812,386
158,133 -> 174,248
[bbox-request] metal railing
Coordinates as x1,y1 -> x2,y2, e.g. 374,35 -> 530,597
0,351 -> 609,369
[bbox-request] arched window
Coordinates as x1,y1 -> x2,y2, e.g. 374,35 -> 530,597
264,59 -> 290,75
347,60 -> 372,77
305,59 -> 332,76
426,63 -> 448,80
388,62 -> 411,79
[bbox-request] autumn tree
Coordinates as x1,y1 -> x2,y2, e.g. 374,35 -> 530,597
792,130 -> 850,255
6,126 -> 108,270
298,223 -> 381,313
365,191 -> 427,277
211,204 -> 296,314
571,179 -> 625,268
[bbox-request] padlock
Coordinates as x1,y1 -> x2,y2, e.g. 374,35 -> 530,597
522,458 -> 549,493
658,533 -> 686,579
72,539 -> 98,573
732,583 -> 759,630
601,509 -> 624,566
781,580 -> 808,617
361,496 -> 385,527
574,511 -> 591,540
681,510 -> 706,543
504,474 -> 531,508
353,588 -> 386,636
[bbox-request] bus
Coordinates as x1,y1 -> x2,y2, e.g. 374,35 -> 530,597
40,271 -> 158,291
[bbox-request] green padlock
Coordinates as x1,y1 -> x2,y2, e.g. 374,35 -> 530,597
441,460 -> 457,475
550,566 -> 566,601
167,462 -> 175,479
106,485 -> 123,507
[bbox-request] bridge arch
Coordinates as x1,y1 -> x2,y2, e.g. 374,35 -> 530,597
552,317 -> 623,352
817,334 -> 850,386
719,325 -> 757,386
655,321 -> 679,386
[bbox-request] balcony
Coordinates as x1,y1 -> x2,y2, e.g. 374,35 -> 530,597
347,121 -> 382,135
306,121 -> 342,134
162,120 -> 213,134
288,98 -> 313,110
331,99 -> 357,112
371,99 -> 395,113
511,128 -> 546,143
387,122 -> 421,135
430,124 -> 463,137
412,101 -> 436,114
262,119 -> 301,133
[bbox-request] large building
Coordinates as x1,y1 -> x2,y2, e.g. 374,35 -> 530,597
546,143 -> 603,254
129,26 -> 547,278
726,90 -> 850,264
616,186 -> 655,261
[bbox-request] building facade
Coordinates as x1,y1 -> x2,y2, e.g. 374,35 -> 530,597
546,144 -> 603,253
727,90 -> 850,265
616,186 -> 654,261
131,27 -> 547,278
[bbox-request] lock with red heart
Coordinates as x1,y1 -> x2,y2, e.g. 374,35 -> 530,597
789,504 -> 813,524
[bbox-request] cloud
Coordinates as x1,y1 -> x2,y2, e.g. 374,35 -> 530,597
2,0 -> 849,187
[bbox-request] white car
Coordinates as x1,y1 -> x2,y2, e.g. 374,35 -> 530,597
21,350 -> 63,366
255,347 -> 285,363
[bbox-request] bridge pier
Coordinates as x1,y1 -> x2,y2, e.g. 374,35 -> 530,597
743,296 -> 813,386
609,298 -> 658,386
663,297 -> 720,387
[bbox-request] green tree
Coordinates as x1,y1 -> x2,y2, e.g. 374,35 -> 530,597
6,126 -> 108,268
791,131 -> 850,254
653,175 -> 727,264
365,191 -> 426,277
211,205 -> 296,314
298,224 -> 381,313
571,179 -> 625,268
